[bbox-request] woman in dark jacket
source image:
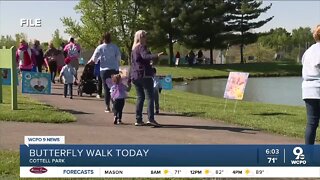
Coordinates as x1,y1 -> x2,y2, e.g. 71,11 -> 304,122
129,30 -> 163,127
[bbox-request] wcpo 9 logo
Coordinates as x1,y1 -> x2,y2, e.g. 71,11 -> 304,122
291,147 -> 306,165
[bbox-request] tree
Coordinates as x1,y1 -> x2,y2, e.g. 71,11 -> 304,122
141,0 -> 183,66
61,0 -> 143,64
291,27 -> 314,54
111,0 -> 145,63
228,0 -> 273,63
61,0 -> 113,49
258,28 -> 291,53
178,0 -> 233,64
0,35 -> 16,48
51,29 -> 65,48
41,42 -> 49,52
14,33 -> 28,46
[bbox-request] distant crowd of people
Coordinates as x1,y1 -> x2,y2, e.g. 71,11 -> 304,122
174,49 -> 205,66
16,37 -> 81,85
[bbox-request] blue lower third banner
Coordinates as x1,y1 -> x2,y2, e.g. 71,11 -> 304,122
20,145 -> 320,167
20,145 -> 320,178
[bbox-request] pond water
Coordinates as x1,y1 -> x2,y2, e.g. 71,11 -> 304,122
174,77 -> 304,106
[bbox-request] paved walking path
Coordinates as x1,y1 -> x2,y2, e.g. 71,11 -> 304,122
0,79 -> 302,151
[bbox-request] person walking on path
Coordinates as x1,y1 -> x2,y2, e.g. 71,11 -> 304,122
153,67 -> 162,114
59,57 -> 77,99
16,39 -> 36,72
110,74 -> 130,125
93,39 -> 104,99
129,30 -> 163,127
64,37 -> 81,85
175,51 -> 180,66
302,24 -> 320,145
44,42 -> 59,83
32,40 -> 44,72
87,32 -> 121,112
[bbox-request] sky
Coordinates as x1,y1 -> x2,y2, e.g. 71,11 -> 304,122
0,0 -> 319,42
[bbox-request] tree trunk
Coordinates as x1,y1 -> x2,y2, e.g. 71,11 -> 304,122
240,44 -> 244,64
210,36 -> 214,65
126,45 -> 132,65
168,33 -> 174,66
210,48 -> 213,65
240,14 -> 244,64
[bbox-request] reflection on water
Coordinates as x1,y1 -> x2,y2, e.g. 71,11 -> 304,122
174,77 -> 304,106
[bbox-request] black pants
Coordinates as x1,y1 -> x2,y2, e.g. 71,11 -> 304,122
48,61 -> 57,81
100,69 -> 119,108
36,59 -> 43,72
97,75 -> 102,96
113,98 -> 125,120
64,83 -> 73,97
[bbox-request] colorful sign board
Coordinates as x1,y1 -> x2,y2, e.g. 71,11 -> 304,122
1,68 -> 19,85
224,72 -> 249,100
22,71 -> 51,94
160,75 -> 173,90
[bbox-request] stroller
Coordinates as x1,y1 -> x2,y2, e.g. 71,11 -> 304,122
77,64 -> 98,96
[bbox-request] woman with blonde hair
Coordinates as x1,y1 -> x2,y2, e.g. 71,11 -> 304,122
302,24 -> 320,144
129,30 -> 163,127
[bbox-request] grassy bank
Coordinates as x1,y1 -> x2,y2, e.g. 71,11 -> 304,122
157,63 -> 302,81
0,150 -> 19,179
128,89 -> 312,140
0,87 -> 75,123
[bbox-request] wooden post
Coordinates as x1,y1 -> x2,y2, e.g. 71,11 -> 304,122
11,46 -> 17,110
0,68 -> 2,103
0,46 -> 18,110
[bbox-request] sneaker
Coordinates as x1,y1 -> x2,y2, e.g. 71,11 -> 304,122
134,122 -> 145,126
105,107 -> 111,113
146,120 -> 161,127
96,95 -> 101,99
70,97 -> 73,99
113,117 -> 118,125
117,120 -> 123,125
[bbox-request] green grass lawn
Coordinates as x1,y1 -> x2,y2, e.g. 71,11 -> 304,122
0,87 -> 75,123
128,89 -> 312,141
0,150 -> 19,179
157,62 -> 302,80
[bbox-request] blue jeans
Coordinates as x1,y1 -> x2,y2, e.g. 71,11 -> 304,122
100,69 -> 119,108
133,77 -> 154,123
154,88 -> 159,112
304,99 -> 320,144
64,83 -> 73,97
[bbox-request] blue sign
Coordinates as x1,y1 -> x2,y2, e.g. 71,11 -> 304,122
1,68 -> 19,86
160,75 -> 173,90
22,71 -> 51,94
20,145 -> 320,167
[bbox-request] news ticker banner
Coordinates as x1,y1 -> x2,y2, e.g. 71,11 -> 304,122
20,136 -> 320,178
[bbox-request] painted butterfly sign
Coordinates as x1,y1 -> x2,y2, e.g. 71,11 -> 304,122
1,68 -> 19,86
22,71 -> 51,94
160,75 -> 173,90
224,72 -> 249,100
